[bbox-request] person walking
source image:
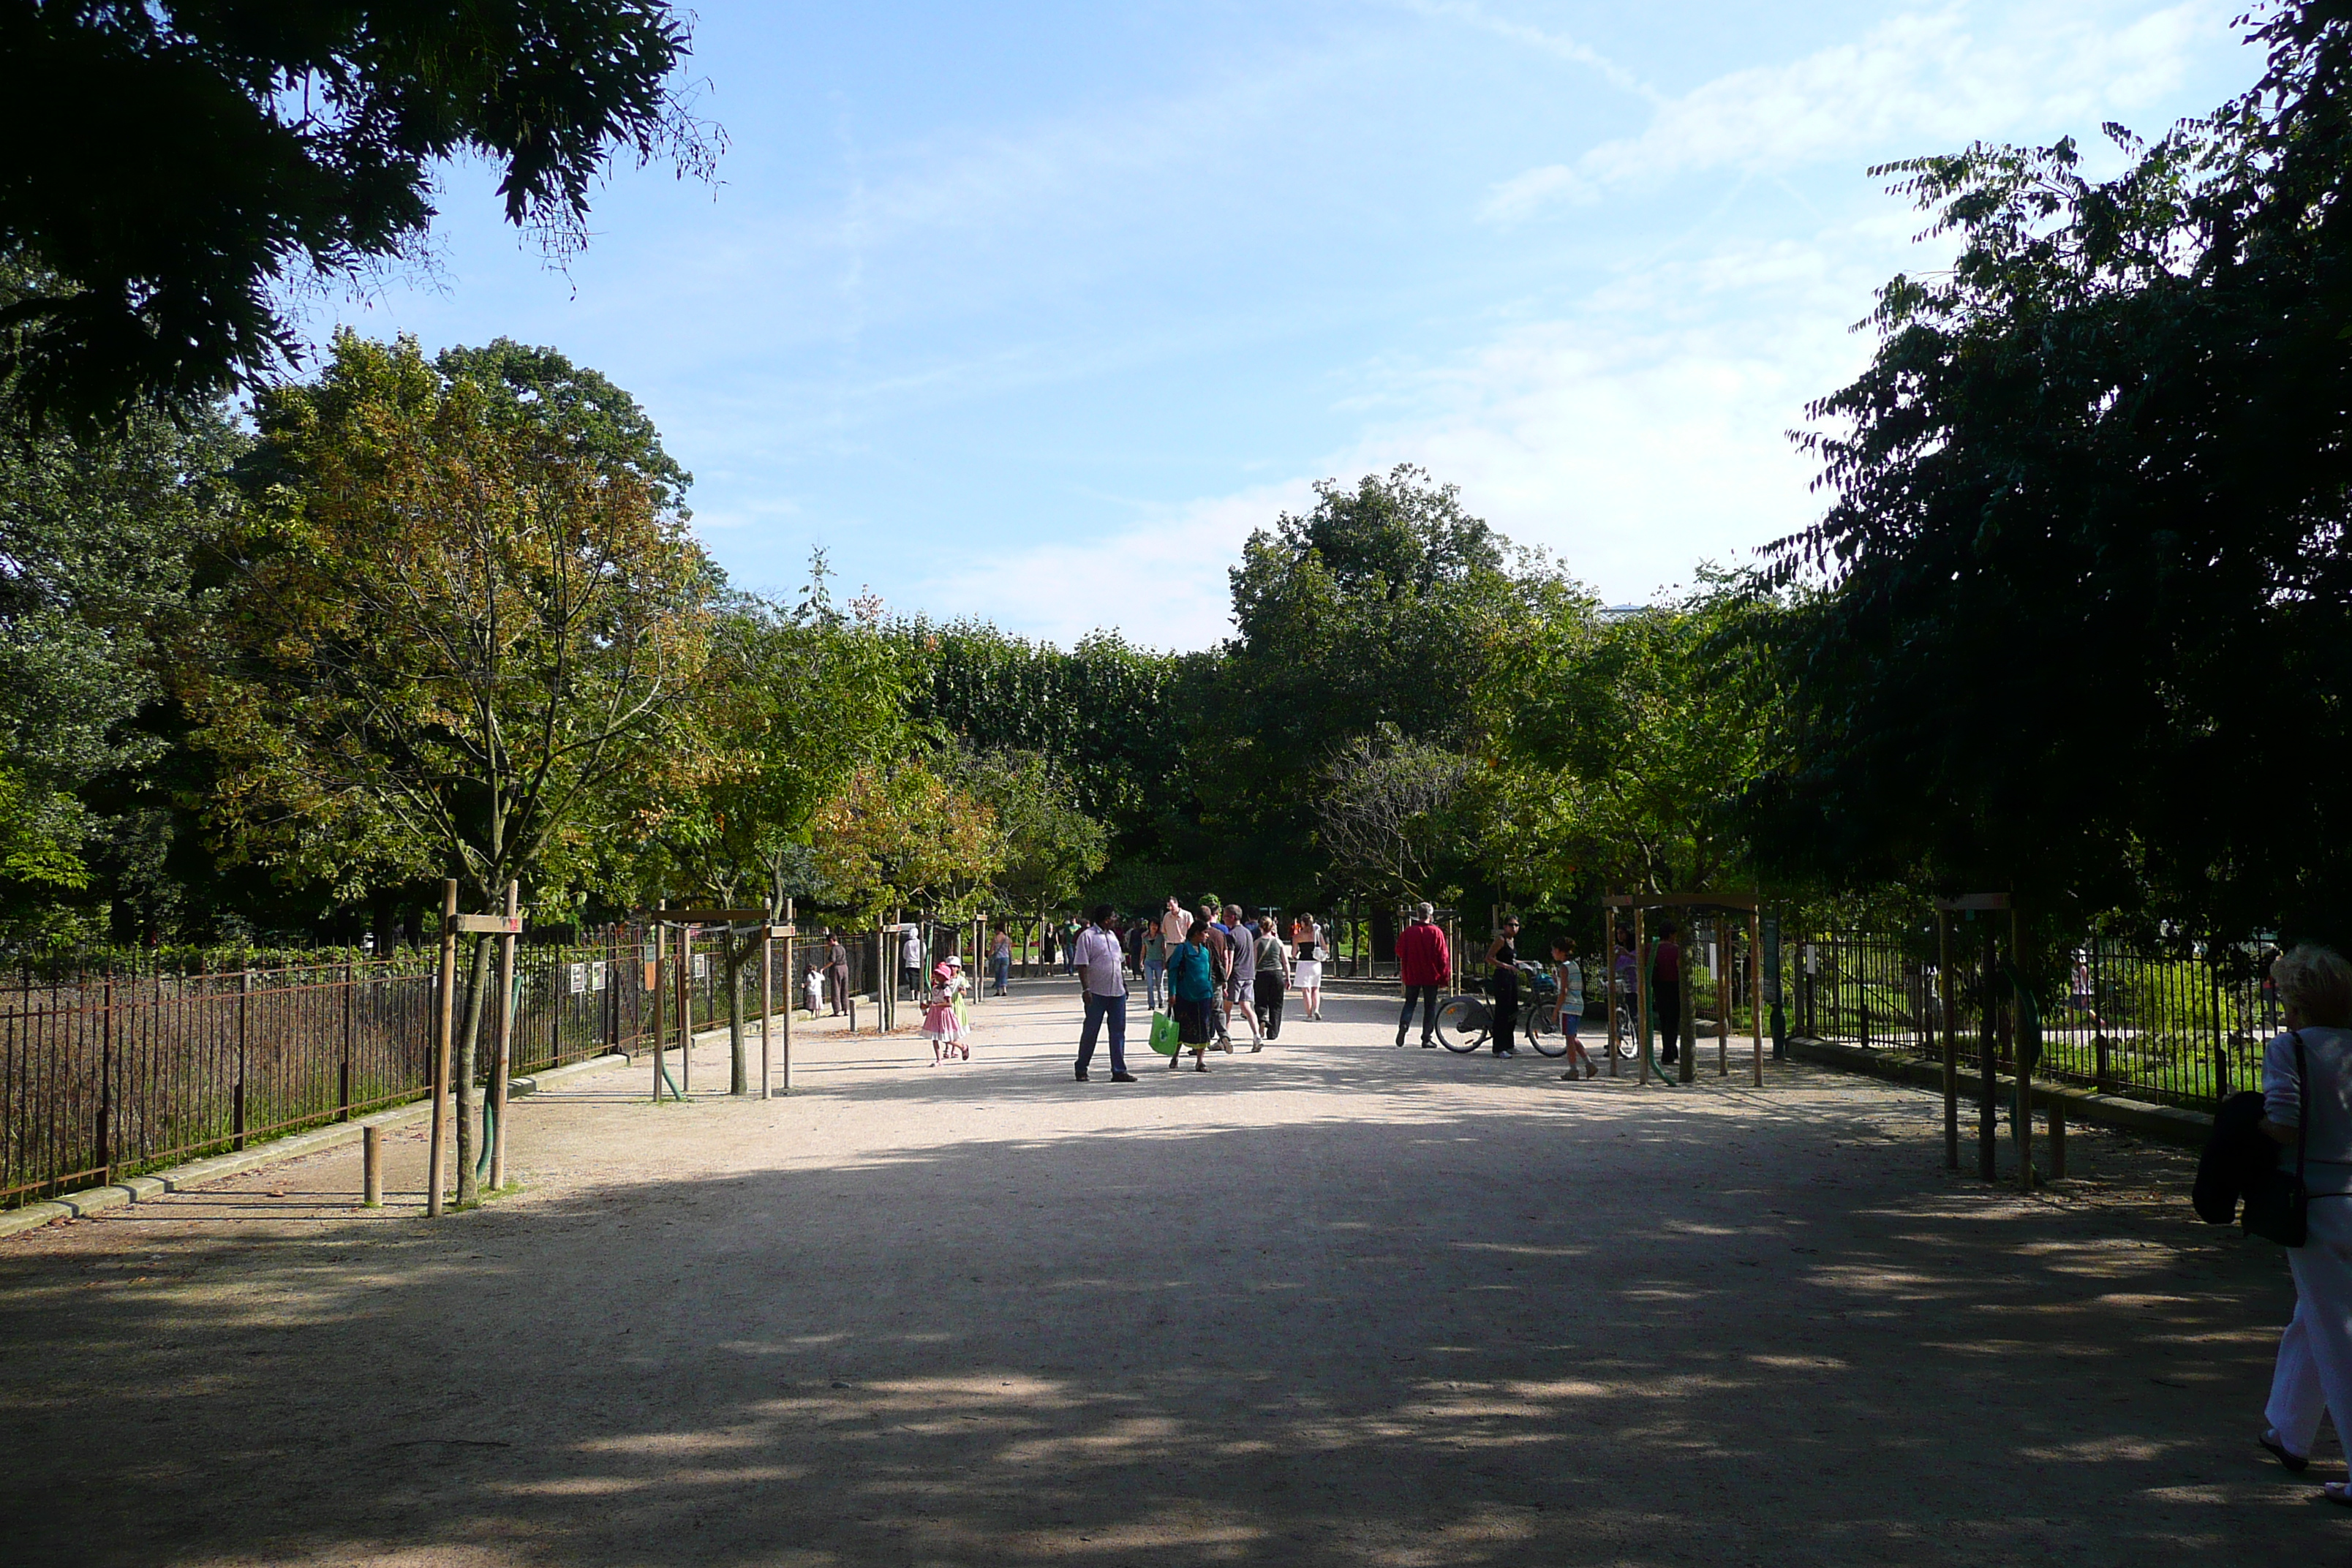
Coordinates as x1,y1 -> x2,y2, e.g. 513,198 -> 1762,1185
1161,895 -> 1193,956
1221,903 -> 1265,1052
1063,918 -> 1083,976
1292,913 -> 1324,1022
1254,914 -> 1291,1042
1654,920 -> 1685,1066
1553,936 -> 1596,1079
1199,901 -> 1234,1049
1164,923 -> 1217,1071
1487,915 -> 1523,1057
2256,944 -> 2352,1498
900,923 -> 924,1003
1143,921 -> 1167,1011
990,924 -> 1011,996
1072,904 -> 1137,1083
824,931 -> 851,1018
1396,902 -> 1450,1047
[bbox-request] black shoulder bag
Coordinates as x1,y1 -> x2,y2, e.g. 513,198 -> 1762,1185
2245,1030 -> 2310,1248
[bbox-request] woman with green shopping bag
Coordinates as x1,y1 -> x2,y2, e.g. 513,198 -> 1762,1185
1163,929 -> 1218,1072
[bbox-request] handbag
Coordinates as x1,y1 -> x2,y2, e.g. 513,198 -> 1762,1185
2245,1030 -> 2309,1247
1149,1009 -> 1181,1056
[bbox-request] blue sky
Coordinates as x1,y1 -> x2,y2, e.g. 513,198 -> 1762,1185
301,1 -> 2260,648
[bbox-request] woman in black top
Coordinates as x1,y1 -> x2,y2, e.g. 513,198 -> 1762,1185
1488,916 -> 1522,1058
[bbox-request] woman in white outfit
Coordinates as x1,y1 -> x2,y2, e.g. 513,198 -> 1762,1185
1292,913 -> 1324,1021
2258,942 -> 2352,1498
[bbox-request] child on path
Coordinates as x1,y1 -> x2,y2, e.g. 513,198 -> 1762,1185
923,961 -> 968,1064
1553,938 -> 1596,1080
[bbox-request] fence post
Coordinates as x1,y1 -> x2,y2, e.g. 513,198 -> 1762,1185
2095,1033 -> 2111,1094
1939,913 -> 1959,1171
97,975 -> 113,1184
339,960 -> 355,1122
234,968 -> 251,1153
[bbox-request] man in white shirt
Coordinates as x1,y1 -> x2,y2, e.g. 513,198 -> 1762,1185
1073,905 -> 1137,1082
1161,896 -> 1192,954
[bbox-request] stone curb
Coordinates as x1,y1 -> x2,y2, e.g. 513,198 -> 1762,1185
1785,1036 -> 2210,1148
0,1046 -> 645,1243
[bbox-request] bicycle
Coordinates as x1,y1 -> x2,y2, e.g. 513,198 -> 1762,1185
1433,965 -> 1571,1057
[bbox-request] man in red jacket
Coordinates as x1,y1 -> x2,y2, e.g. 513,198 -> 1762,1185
1395,902 -> 1451,1047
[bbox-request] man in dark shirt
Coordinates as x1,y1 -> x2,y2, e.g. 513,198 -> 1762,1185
1655,921 -> 1684,1066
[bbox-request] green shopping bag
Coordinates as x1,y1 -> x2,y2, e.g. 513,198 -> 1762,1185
1148,1009 -> 1180,1056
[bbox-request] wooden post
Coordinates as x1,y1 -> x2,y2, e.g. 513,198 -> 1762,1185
1939,912 -> 1959,1171
488,880 -> 519,1191
759,925 -> 774,1100
1980,929 -> 1999,1183
780,898 -> 795,1093
678,923 -> 693,1095
2048,1099 -> 2068,1180
362,1124 -> 382,1207
653,905 -> 668,1101
1716,918 -> 1730,1077
429,878 -> 458,1218
1750,908 -> 1765,1088
1678,922 -> 1696,1085
1604,905 -> 1619,1079
1635,905 -> 1651,1087
2013,905 -> 2034,1194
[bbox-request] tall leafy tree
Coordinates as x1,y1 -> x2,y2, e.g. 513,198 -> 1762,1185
192,331 -> 718,1201
0,1 -> 717,425
1206,464 -> 1575,903
1763,0 -> 2352,942
0,265 -> 243,941
652,594 -> 905,1091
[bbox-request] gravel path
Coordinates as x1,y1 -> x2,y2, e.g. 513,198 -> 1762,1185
0,979 -> 2331,1566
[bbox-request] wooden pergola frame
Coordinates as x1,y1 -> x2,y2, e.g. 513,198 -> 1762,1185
1602,892 -> 1766,1088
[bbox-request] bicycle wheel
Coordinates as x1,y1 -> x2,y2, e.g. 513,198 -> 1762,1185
1433,995 -> 1488,1053
1610,1008 -> 1639,1058
1529,1007 -> 1569,1058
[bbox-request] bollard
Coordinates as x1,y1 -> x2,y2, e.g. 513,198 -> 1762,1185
363,1125 -> 382,1207
848,997 -> 858,1034
2048,1101 -> 2068,1180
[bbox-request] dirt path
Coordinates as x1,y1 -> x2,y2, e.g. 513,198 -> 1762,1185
0,980 -> 2329,1566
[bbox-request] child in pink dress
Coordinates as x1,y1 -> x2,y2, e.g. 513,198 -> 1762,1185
923,961 -> 968,1063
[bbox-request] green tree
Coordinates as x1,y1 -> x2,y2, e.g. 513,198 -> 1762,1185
1205,464 -> 1577,902
1489,580 -> 1782,902
193,331 -> 717,1202
958,746 -> 1108,919
0,263 -> 244,941
808,758 -> 1004,926
1763,1 -> 2352,942
0,2 -> 717,425
652,593 -> 905,1090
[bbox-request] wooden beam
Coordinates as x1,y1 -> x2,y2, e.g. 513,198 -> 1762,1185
451,913 -> 524,935
662,908 -> 769,925
1933,893 -> 2011,912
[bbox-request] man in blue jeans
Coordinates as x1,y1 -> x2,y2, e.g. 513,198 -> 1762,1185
1073,904 -> 1136,1082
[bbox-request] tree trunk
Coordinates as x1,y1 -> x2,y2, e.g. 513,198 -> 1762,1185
453,932 -> 495,1207
725,933 -> 750,1095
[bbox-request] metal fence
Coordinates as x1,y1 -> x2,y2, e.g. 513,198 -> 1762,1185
1790,930 -> 2269,1111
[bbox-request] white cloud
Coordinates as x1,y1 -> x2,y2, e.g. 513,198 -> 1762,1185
1484,1 -> 2228,221
897,481 -> 1316,651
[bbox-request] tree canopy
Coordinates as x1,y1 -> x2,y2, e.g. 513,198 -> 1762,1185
1761,0 -> 2352,942
0,1 -> 716,425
